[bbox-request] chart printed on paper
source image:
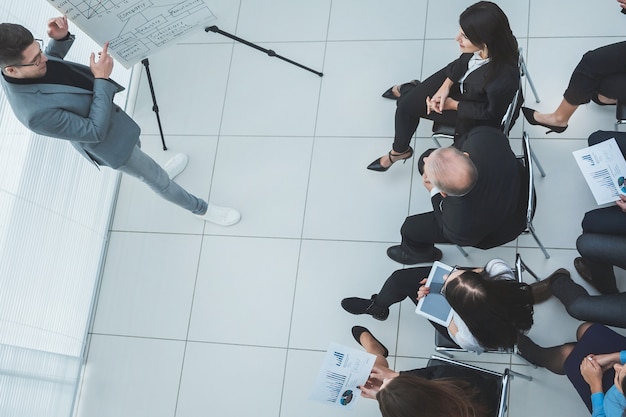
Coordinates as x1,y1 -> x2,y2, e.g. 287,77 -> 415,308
46,0 -> 217,68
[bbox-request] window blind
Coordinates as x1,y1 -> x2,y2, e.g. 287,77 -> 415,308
0,2 -> 132,416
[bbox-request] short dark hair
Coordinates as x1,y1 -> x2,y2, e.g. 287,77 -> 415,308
445,270 -> 534,350
0,23 -> 35,68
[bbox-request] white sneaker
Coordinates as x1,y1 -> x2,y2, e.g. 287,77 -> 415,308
163,153 -> 188,180
196,204 -> 241,226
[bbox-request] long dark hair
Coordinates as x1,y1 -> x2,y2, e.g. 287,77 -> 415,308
377,374 -> 489,417
445,270 -> 534,350
459,1 -> 518,80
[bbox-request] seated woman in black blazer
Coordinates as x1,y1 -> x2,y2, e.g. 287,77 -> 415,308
368,1 -> 519,172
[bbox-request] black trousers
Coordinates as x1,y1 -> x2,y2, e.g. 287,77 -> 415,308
376,267 -> 451,339
563,41 -> 626,105
393,67 -> 458,152
576,131 -> 626,293
400,211 -> 451,256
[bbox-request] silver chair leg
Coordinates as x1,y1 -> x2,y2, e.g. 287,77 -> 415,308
455,245 -> 469,257
528,224 -> 550,259
434,349 -> 455,358
509,367 -> 533,381
518,257 -> 540,282
529,145 -> 546,178
431,135 -> 443,148
519,53 -> 540,103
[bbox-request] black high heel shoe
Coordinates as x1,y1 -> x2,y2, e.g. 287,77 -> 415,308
381,80 -> 420,100
521,107 -> 568,134
367,146 -> 414,172
351,326 -> 389,357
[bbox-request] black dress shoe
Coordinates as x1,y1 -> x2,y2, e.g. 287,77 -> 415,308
521,107 -> 568,134
386,245 -> 442,265
573,257 -> 594,285
341,294 -> 389,321
351,325 -> 389,357
367,147 -> 413,172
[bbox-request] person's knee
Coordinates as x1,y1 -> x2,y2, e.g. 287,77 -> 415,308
396,96 -> 422,121
576,233 -> 589,255
576,322 -> 594,341
145,169 -> 172,193
578,49 -> 600,74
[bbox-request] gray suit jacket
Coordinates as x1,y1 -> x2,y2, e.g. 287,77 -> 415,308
0,35 -> 139,168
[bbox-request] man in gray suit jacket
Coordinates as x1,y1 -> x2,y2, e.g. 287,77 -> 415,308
0,16 -> 240,226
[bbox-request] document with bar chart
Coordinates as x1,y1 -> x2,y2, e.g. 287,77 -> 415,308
310,343 -> 376,409
573,138 -> 626,205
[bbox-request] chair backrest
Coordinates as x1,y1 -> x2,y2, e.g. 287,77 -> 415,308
427,355 -> 507,417
501,49 -> 528,137
521,131 -> 536,226
515,253 -> 540,282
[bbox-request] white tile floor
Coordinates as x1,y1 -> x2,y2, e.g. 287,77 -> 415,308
74,1 -> 626,416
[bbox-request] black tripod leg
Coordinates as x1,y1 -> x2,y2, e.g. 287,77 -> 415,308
141,58 -> 168,150
205,26 -> 323,77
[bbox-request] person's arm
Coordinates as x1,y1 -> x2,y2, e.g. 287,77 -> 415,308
591,351 -> 623,371
456,64 -> 518,122
28,42 -> 117,143
581,356 -> 606,417
45,16 -> 74,59
444,54 -> 471,83
427,78 -> 455,114
358,365 -> 400,399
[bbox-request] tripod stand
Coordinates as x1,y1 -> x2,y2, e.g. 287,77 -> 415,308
141,58 -> 167,150
205,25 -> 323,77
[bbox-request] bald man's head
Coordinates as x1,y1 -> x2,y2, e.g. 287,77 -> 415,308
424,147 -> 478,197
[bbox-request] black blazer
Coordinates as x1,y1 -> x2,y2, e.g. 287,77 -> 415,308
432,126 -> 525,248
402,364 -> 499,417
445,53 -> 519,135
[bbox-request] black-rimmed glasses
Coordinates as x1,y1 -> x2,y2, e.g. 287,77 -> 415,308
6,39 -> 44,69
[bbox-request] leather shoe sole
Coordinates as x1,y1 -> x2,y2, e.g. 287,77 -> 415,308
386,245 -> 442,265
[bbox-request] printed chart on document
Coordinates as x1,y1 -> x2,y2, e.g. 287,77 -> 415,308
46,0 -> 217,68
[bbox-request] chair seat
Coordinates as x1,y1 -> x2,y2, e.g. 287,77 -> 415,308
435,330 -> 463,349
432,122 -> 456,137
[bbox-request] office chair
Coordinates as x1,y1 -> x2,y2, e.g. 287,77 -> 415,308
434,253 -> 539,365
427,355 -> 532,417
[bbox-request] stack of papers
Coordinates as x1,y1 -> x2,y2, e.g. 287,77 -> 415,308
573,138 -> 626,205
